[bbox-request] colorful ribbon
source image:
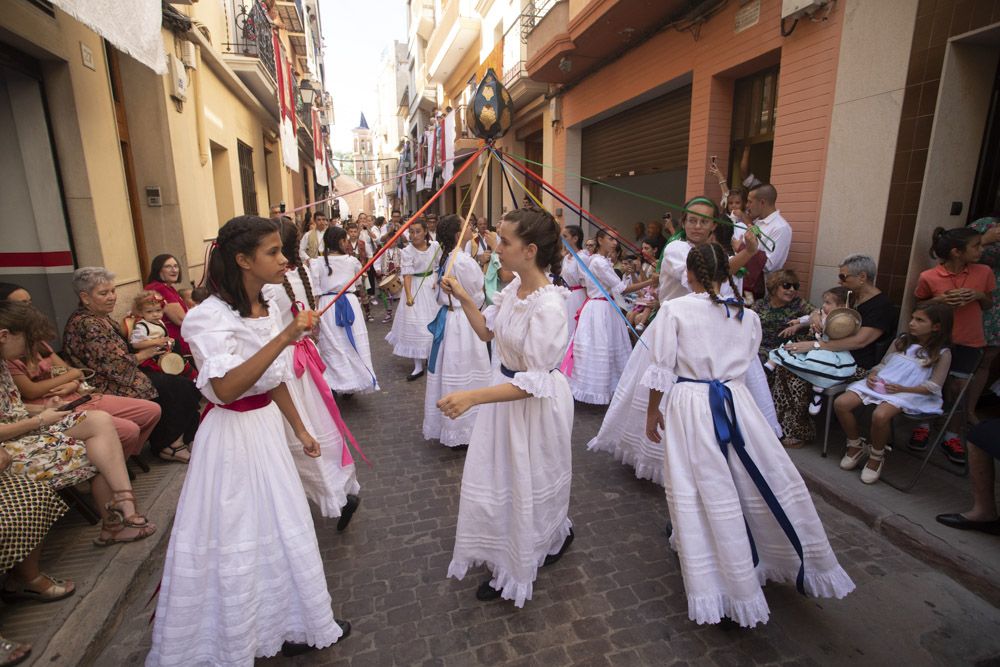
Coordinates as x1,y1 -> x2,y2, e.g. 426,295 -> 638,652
426,305 -> 449,374
333,297 -> 378,388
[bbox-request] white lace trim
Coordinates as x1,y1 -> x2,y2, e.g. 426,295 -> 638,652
687,590 -> 771,628
640,366 -> 675,392
510,370 -> 558,399
587,438 -> 665,486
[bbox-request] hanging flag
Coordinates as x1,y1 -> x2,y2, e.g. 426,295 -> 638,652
423,128 -> 434,187
313,108 -> 329,187
442,111 -> 456,182
272,34 -> 299,172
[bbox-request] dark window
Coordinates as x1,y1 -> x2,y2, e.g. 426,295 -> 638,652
237,140 -> 258,215
730,66 -> 779,185
969,58 -> 1000,221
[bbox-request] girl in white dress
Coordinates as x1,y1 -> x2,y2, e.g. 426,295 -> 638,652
386,219 -> 440,380
643,242 -> 854,628
559,225 -> 588,339
423,215 -> 493,448
310,227 -> 379,395
563,229 -> 630,404
834,303 -> 953,484
438,208 -> 573,607
148,216 -> 348,666
261,221 -> 362,528
588,198 -> 774,484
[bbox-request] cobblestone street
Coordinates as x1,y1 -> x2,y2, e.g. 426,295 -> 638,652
96,315 -> 1000,666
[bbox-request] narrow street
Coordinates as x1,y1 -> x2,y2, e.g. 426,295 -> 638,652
96,315 -> 1000,666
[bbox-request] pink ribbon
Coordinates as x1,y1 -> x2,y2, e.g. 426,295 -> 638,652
558,296 -> 606,378
292,338 -> 370,468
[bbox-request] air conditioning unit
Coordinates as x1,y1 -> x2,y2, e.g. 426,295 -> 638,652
781,0 -> 827,20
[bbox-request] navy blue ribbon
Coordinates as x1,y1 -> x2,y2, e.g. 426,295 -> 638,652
676,376 -> 806,596
720,297 -> 746,321
333,296 -> 378,388
426,305 -> 448,374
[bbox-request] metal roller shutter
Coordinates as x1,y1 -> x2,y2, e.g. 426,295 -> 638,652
582,85 -> 692,181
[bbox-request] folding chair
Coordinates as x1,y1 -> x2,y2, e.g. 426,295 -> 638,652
820,381 -> 851,458
58,485 -> 101,525
882,349 -> 982,493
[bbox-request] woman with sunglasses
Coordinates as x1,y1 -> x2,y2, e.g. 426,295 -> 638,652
751,270 -> 813,367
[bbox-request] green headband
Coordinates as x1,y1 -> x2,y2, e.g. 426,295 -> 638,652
683,196 -> 718,211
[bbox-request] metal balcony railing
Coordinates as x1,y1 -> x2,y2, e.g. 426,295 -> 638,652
520,0 -> 559,42
223,1 -> 277,83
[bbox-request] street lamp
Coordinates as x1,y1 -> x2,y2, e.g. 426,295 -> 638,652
299,77 -> 316,107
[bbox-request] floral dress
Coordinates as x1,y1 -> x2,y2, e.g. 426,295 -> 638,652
0,364 -> 95,490
969,217 -> 1000,346
751,296 -> 813,363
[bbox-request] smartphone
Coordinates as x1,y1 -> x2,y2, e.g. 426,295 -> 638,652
279,201 -> 286,213
710,155 -> 718,169
58,394 -> 93,411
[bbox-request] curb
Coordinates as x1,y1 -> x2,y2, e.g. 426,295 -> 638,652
32,466 -> 184,667
798,467 -> 1000,609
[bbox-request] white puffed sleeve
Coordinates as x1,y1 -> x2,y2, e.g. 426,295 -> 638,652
640,305 -> 679,391
510,289 -> 569,398
400,246 -> 416,274
455,253 -> 486,310
588,255 -> 628,296
662,241 -> 691,291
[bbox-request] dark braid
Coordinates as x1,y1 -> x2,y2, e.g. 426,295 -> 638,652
686,243 -> 745,319
281,273 -> 296,310
436,214 -> 462,273
297,265 -> 317,310
323,226 -> 348,276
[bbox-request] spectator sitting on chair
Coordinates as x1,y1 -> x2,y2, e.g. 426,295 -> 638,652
751,269 -> 813,368
936,419 -> 1000,534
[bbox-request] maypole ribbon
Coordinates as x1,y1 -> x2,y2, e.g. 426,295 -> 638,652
443,151 -> 492,279
316,143 -> 488,318
491,151 -> 649,350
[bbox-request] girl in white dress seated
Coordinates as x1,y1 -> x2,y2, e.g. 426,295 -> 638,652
423,215 -> 492,448
834,303 -> 953,484
643,242 -> 853,628
386,219 -> 439,381
563,229 -> 630,404
438,208 -> 574,607
262,221 -> 362,529
148,216 -> 348,666
309,227 -> 379,395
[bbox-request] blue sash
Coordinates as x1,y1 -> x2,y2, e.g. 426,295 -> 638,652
676,376 -> 806,595
426,305 -> 449,374
333,296 -> 377,388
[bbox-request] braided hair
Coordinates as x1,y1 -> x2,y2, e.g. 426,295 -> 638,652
436,214 -> 462,273
277,220 -> 317,310
207,216 -> 280,316
686,242 -> 744,319
322,226 -> 349,276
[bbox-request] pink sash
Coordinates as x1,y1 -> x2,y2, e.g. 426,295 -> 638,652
558,296 -> 606,377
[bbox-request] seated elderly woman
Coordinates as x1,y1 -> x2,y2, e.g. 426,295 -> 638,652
769,254 -> 896,448
1,282 -> 161,461
751,269 -> 814,365
61,268 -> 200,464
0,301 -> 155,548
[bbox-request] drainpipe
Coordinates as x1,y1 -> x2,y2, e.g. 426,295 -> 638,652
193,44 -> 209,166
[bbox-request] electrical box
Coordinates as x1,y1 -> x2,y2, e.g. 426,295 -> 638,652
168,53 -> 188,101
146,186 -> 162,207
181,41 -> 197,69
781,0 -> 827,20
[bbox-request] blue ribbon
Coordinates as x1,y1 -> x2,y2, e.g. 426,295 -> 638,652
426,305 -> 448,374
331,295 -> 378,388
720,298 -> 746,321
676,376 -> 806,596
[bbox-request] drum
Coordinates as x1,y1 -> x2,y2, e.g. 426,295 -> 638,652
159,352 -> 185,375
379,273 -> 403,295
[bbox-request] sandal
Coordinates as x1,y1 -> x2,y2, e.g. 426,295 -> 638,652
0,636 -> 30,667
93,490 -> 156,547
1,574 -> 75,603
861,447 -> 888,485
158,442 -> 190,464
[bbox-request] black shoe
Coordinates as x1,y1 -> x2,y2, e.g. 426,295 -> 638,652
664,521 -> 672,538
452,444 -> 469,451
476,580 -> 502,601
336,619 -> 352,640
543,528 -> 574,567
935,513 -> 1000,535
337,495 -> 360,532
407,369 -> 425,381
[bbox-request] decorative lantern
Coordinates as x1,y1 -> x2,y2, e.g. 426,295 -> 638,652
465,68 -> 513,140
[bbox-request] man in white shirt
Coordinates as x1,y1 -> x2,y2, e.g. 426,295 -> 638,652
299,212 -> 329,264
425,212 -> 439,242
747,183 -> 792,272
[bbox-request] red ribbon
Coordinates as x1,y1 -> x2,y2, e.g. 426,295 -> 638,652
200,393 -> 272,421
292,337 -> 370,468
558,297 -> 606,377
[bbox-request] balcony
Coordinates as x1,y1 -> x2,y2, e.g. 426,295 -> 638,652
453,105 -> 480,152
222,0 -> 278,110
502,21 -> 547,106
274,0 -> 305,33
409,63 -> 436,121
425,0 -> 480,85
410,0 -> 435,41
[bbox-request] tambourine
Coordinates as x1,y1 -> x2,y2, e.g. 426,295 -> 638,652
159,352 -> 185,375
378,273 -> 403,295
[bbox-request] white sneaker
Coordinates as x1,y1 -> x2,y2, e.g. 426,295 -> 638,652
808,392 -> 824,416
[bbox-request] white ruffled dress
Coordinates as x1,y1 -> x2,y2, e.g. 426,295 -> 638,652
560,252 -> 590,338
448,278 -> 573,608
641,293 -> 854,628
309,255 -> 379,394
147,296 -> 343,666
566,254 -> 630,404
386,242 -> 440,359
422,252 -> 493,447
263,273 -> 360,517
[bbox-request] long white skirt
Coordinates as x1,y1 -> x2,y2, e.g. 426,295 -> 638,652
284,355 -> 360,517
568,299 -> 630,404
565,287 -> 587,339
316,293 -> 379,394
658,379 -> 854,628
588,317 -> 782,485
447,366 -> 574,608
386,278 -> 437,359
423,309 -> 492,447
146,403 -> 343,666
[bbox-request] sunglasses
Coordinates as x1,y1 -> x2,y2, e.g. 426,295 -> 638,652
837,273 -> 854,281
781,283 -> 800,290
